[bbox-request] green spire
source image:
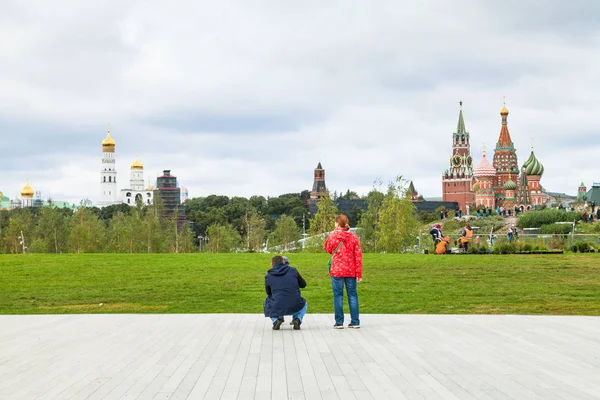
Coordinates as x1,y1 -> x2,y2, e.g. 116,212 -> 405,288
316,162 -> 323,170
455,101 -> 468,136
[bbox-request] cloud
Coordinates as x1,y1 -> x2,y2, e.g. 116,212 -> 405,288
1,0 -> 599,204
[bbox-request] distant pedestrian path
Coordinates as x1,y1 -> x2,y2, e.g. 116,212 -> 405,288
1,314 -> 599,399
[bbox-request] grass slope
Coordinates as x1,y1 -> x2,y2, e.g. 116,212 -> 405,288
1,254 -> 599,315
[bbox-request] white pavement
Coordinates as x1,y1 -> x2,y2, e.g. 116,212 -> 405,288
1,314 -> 600,400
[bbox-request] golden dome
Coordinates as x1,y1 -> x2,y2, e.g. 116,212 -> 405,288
500,104 -> 509,116
102,128 -> 116,147
131,157 -> 144,170
21,180 -> 34,198
146,183 -> 152,190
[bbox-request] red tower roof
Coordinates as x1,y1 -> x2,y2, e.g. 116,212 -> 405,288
497,102 -> 513,148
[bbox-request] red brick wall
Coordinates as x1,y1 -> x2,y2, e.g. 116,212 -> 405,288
442,180 -> 475,212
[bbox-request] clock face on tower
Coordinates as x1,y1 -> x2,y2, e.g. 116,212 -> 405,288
451,155 -> 462,168
466,155 -> 473,167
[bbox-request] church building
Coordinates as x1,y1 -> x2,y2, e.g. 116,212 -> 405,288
119,157 -> 153,205
471,102 -> 545,209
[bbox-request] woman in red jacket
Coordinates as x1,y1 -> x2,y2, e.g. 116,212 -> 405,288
324,214 -> 363,329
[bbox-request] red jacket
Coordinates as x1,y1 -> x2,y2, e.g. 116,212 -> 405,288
324,229 -> 363,279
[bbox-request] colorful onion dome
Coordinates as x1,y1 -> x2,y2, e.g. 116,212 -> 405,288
102,130 -> 116,148
503,176 -> 517,191
21,179 -> 34,198
131,157 -> 144,170
522,151 -> 544,176
473,152 -> 496,177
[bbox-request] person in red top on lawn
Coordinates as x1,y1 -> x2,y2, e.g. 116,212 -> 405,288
324,214 -> 363,329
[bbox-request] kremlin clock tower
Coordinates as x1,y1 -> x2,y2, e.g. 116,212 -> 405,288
442,102 -> 475,212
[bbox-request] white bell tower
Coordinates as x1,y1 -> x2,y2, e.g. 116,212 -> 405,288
98,124 -> 118,207
130,157 -> 145,191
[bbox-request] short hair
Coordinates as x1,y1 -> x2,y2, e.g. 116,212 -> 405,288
336,214 -> 349,229
271,255 -> 284,266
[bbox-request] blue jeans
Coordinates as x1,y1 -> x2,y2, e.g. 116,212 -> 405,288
332,277 -> 360,325
270,302 -> 308,323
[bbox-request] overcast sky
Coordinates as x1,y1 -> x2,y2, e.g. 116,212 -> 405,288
1,0 -> 599,204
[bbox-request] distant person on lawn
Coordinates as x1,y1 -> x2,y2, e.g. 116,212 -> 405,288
264,255 -> 307,330
325,214 -> 363,329
430,223 -> 444,244
459,222 -> 473,252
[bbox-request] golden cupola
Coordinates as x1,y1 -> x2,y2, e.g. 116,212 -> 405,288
21,179 -> 34,198
102,126 -> 116,152
500,100 -> 509,116
131,157 -> 144,170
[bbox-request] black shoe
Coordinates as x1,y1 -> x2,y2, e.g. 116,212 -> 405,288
272,318 -> 284,330
292,318 -> 301,330
348,324 -> 360,329
333,324 -> 344,329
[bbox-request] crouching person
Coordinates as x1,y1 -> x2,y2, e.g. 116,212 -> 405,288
264,255 -> 308,330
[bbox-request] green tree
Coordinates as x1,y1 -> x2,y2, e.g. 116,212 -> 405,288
241,210 -> 267,252
310,194 -> 338,235
2,210 -> 34,254
306,194 -> 338,252
106,212 -> 136,252
177,223 -> 196,253
68,208 -> 106,253
376,178 -> 420,253
249,195 -> 267,215
270,214 -> 301,251
358,188 -> 385,252
206,223 -> 241,253
33,207 -> 71,253
142,198 -> 164,253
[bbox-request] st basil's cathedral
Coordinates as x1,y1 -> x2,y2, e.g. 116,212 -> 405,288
442,101 -> 545,212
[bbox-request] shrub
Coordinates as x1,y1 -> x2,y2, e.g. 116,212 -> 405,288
518,209 -> 584,228
548,236 -> 566,250
418,211 -> 438,224
537,244 -> 548,252
576,241 -> 593,253
540,223 -> 573,235
575,222 -> 600,234
494,237 -> 516,254
520,243 -> 533,252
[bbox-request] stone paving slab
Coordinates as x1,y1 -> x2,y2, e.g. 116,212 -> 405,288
1,314 -> 600,399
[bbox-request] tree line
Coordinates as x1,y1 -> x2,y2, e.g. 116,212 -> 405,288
0,180 -> 420,254
0,199 -> 195,254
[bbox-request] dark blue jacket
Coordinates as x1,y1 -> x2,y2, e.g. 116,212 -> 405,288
264,263 -> 306,317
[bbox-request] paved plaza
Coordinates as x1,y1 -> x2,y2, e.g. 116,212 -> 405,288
1,314 -> 600,399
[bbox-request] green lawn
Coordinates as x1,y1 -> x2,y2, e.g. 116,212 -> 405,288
1,253 -> 599,315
